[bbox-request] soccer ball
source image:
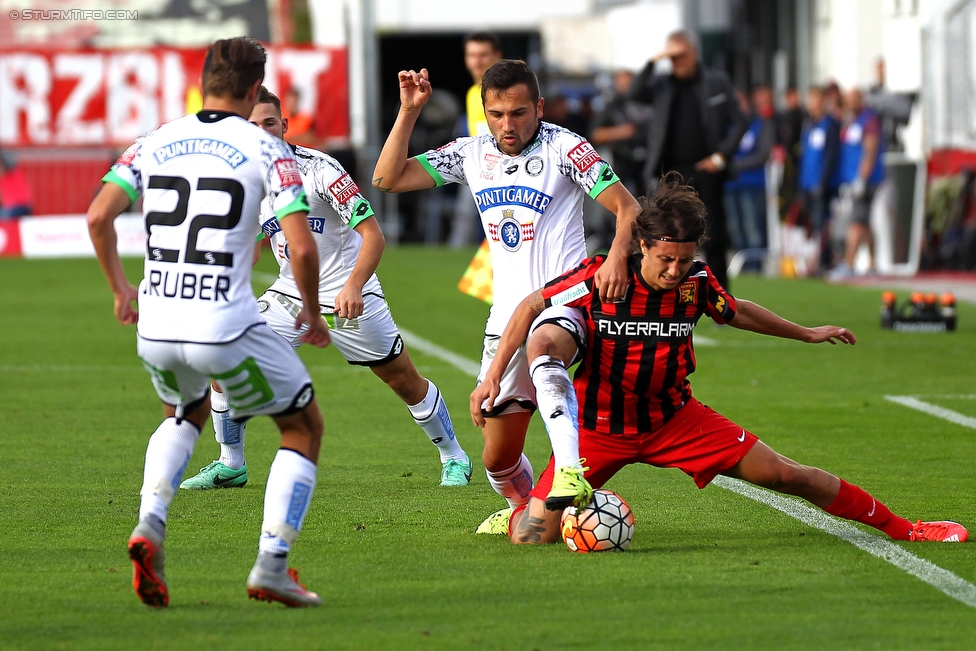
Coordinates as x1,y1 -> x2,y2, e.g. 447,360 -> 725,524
560,489 -> 635,553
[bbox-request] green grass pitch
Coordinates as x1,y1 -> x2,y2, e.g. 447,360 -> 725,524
1,247 -> 975,649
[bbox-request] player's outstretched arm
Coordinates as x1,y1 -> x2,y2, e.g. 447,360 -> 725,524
592,182 -> 641,303
470,290 -> 546,426
279,210 -> 330,348
87,182 -> 139,326
334,216 -> 385,319
372,69 -> 438,194
729,299 -> 856,345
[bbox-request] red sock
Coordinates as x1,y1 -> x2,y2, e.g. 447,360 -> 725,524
825,480 -> 913,540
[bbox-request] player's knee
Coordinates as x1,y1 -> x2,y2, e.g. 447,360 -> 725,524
526,325 -> 577,365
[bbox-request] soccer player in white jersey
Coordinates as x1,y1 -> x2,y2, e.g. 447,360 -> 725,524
180,87 -> 472,491
373,60 -> 641,523
87,37 -> 328,608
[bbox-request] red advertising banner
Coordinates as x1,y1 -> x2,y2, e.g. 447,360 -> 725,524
0,45 -> 348,148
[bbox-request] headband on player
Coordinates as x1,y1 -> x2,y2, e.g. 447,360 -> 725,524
647,235 -> 698,243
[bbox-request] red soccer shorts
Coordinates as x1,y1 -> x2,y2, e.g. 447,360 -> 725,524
531,397 -> 759,499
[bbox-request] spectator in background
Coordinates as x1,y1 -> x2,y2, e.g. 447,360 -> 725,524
824,81 -> 844,122
628,28 -> 748,290
776,86 -> 806,214
462,31 -> 502,138
724,86 -> 775,270
590,69 -> 650,196
282,87 -> 315,146
830,87 -> 885,278
0,151 -> 33,219
448,31 -> 503,247
797,85 -> 841,270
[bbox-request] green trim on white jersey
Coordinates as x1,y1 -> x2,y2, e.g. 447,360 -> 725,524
347,198 -> 375,229
274,192 -> 311,221
588,162 -> 620,200
102,169 -> 139,203
415,154 -> 446,187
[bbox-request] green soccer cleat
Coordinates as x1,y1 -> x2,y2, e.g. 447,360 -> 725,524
179,461 -> 248,490
475,507 -> 513,535
545,464 -> 593,512
439,456 -> 473,487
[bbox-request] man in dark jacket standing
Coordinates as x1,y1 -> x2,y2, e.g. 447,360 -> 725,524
628,29 -> 747,290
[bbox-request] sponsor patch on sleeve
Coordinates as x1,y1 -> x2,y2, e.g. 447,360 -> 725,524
567,141 -> 601,173
275,159 -> 303,188
116,145 -> 137,167
328,173 -> 360,203
549,281 -> 590,307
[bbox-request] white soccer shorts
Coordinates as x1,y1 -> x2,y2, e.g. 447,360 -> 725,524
137,323 -> 314,420
258,290 -> 404,366
476,305 -> 587,416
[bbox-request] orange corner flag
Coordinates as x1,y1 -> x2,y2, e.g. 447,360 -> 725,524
458,240 -> 493,305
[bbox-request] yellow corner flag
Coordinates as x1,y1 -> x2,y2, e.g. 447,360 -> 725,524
458,240 -> 493,305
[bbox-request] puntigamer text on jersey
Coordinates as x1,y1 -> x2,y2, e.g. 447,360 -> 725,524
153,139 -> 248,169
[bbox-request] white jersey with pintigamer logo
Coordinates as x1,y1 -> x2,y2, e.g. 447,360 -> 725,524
104,111 -> 309,344
417,121 -> 619,335
259,145 -> 381,306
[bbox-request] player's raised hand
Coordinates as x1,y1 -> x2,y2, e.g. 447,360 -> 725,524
297,311 -> 332,348
114,283 -> 139,325
805,326 -> 856,345
470,377 -> 501,428
398,69 -> 432,111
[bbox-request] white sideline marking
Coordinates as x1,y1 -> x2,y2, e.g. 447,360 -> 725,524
884,396 -> 976,430
694,333 -> 718,347
400,329 -> 482,378
713,476 -> 976,608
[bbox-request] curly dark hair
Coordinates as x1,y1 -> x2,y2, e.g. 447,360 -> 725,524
632,172 -> 708,251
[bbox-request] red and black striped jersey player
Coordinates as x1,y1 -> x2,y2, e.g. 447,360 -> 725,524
469,173 -> 968,545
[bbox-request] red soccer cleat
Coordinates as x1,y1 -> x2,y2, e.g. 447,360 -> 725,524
908,520 -> 968,543
128,522 -> 169,608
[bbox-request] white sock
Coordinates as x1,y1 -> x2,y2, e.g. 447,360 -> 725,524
407,380 -> 467,463
139,418 -> 201,524
259,449 -> 318,555
529,355 -> 581,470
486,454 -> 534,508
211,388 -> 246,469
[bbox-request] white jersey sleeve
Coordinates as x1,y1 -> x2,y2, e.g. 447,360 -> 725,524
414,136 -> 482,186
554,129 -> 621,200
263,137 -> 310,220
103,133 -> 151,201
305,154 -> 375,228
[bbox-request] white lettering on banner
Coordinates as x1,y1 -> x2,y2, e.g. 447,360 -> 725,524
107,51 -> 160,144
0,53 -> 52,143
54,54 -> 105,143
0,47 -> 345,147
160,52 -> 187,124
266,50 -> 330,116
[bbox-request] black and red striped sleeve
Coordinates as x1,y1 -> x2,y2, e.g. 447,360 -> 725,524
702,263 -> 737,324
541,255 -> 604,308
